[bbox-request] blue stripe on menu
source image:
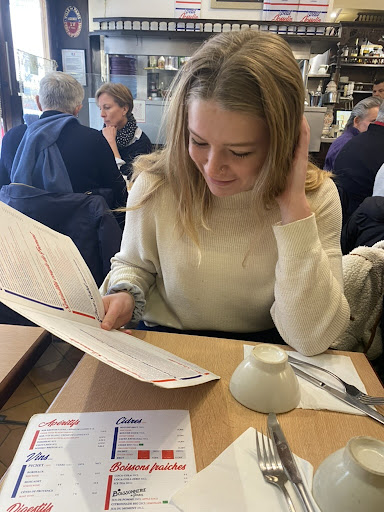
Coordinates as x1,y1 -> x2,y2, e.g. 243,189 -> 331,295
12,465 -> 26,498
5,289 -> 64,310
111,427 -> 118,459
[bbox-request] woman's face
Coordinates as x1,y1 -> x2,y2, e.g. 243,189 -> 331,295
188,99 -> 270,197
98,92 -> 128,131
354,106 -> 379,133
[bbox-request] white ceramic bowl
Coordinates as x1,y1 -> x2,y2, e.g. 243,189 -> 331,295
229,344 -> 300,413
313,436 -> 384,512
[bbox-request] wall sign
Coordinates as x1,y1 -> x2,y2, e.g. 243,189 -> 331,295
62,49 -> 86,85
63,6 -> 82,38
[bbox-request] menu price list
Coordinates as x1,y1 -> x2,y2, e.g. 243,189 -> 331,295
0,410 -> 196,511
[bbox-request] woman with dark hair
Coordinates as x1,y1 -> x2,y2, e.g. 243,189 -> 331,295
96,83 -> 152,179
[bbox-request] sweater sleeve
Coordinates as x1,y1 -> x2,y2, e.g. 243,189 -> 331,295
99,173 -> 159,323
270,179 -> 350,356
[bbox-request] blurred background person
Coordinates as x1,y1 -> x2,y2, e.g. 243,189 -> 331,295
96,83 -> 152,180
333,99 -> 384,225
324,96 -> 382,171
341,164 -> 384,254
373,77 -> 384,99
0,72 -> 127,211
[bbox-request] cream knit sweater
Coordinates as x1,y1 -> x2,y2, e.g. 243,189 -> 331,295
101,173 -> 350,355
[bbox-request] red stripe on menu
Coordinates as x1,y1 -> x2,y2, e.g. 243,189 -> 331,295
175,1 -> 201,4
151,379 -> 177,382
104,475 -> 113,510
73,310 -> 96,319
29,430 -> 40,450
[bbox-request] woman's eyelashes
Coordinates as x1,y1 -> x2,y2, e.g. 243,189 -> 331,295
231,151 -> 251,159
190,138 -> 207,147
191,138 -> 252,158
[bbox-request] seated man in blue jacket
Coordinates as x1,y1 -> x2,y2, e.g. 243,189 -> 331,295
0,71 -> 127,212
333,100 -> 384,225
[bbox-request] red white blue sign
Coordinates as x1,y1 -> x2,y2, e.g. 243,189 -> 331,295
63,6 -> 82,38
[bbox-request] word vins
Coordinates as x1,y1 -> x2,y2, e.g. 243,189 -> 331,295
25,452 -> 50,462
110,461 -> 186,474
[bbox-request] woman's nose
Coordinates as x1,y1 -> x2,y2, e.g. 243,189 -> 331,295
204,151 -> 225,177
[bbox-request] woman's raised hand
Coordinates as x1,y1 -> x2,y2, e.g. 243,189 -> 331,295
275,116 -> 312,225
101,292 -> 135,331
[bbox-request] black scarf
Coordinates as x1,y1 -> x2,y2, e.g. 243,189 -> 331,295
115,113 -> 137,148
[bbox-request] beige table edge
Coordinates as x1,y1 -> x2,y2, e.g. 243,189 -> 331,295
0,325 -> 50,408
45,331 -> 384,473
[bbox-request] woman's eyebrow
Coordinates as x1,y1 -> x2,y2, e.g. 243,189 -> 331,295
188,127 -> 257,147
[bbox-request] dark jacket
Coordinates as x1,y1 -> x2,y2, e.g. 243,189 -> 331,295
333,123 -> 384,224
0,184 -> 122,287
341,196 -> 384,255
0,110 -> 127,210
324,126 -> 359,171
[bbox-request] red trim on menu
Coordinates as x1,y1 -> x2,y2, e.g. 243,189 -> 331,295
73,310 -> 96,319
175,1 -> 201,4
29,430 -> 40,450
151,379 -> 177,382
104,475 -> 113,510
374,121 -> 384,126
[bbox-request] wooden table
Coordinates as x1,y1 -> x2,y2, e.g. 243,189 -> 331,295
49,330 -> 384,472
0,324 -> 51,408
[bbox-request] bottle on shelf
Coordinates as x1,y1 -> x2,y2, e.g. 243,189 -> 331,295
349,39 -> 360,63
157,56 -> 165,69
313,82 -> 322,106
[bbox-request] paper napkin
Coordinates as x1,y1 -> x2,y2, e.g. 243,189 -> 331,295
170,427 -> 321,512
244,346 -> 368,415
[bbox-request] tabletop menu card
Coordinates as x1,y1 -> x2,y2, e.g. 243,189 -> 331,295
0,202 -> 219,388
0,410 -> 196,511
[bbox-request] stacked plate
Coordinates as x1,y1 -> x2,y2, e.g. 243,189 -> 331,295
109,55 -> 137,98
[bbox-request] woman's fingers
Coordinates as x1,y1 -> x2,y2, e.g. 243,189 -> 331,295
293,116 -> 310,165
101,293 -> 134,330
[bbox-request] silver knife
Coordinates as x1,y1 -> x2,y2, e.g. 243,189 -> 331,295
292,366 -> 384,426
268,413 -> 317,512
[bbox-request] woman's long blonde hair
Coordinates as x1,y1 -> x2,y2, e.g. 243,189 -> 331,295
132,30 -> 328,243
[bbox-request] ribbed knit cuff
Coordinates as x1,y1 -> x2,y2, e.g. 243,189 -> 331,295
273,213 -> 319,256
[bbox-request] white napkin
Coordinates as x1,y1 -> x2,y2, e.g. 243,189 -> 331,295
244,346 -> 368,415
170,427 -> 321,512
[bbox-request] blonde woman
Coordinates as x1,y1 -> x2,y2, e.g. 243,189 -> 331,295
100,31 -> 350,356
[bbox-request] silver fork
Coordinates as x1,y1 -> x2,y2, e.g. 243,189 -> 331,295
255,429 -> 297,512
288,355 -> 384,405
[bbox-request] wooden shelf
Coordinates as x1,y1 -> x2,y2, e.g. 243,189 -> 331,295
331,62 -> 384,68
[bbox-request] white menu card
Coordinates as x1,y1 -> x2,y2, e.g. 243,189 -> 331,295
0,410 -> 196,511
0,202 -> 220,388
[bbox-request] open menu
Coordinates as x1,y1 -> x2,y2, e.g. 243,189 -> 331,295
0,410 -> 196,511
0,202 -> 220,388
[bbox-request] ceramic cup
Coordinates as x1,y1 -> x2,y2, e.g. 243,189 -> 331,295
313,436 -> 384,512
317,64 -> 329,74
229,344 -> 300,413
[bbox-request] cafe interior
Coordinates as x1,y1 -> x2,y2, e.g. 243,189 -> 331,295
0,1 -> 384,510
